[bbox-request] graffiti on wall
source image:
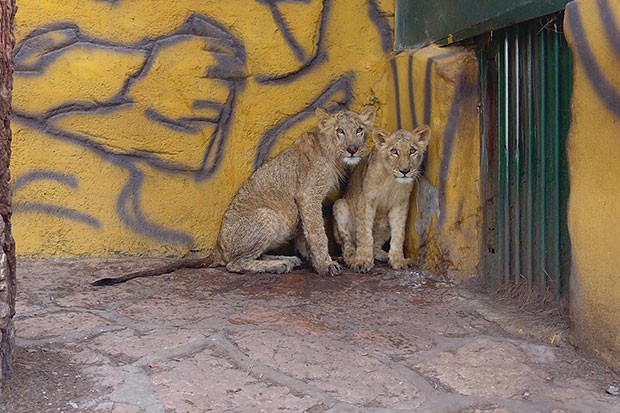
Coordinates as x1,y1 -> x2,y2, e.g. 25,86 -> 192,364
12,0 -> 394,255
565,0 -> 620,119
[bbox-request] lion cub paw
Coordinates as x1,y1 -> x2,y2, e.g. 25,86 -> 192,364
389,257 -> 413,270
374,249 -> 389,262
277,259 -> 302,274
327,261 -> 343,277
349,256 -> 374,273
316,261 -> 342,277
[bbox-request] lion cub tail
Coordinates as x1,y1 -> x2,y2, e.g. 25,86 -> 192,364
91,249 -> 222,287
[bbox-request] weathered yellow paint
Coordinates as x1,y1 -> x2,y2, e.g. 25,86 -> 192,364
385,45 -> 481,278
12,0 -> 395,257
564,0 -> 620,370
14,46 -> 146,115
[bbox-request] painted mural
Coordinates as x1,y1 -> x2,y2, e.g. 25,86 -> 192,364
12,0 -> 394,256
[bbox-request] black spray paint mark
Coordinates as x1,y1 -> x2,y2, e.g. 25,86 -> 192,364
255,0 -> 331,84
368,0 -> 394,53
598,0 -> 620,63
423,59 -> 433,125
13,171 -> 100,228
408,52 -> 418,128
566,1 -> 620,119
437,73 -> 478,226
257,0 -> 313,62
13,170 -> 78,191
390,58 -> 402,129
16,202 -> 101,228
390,50 -> 459,132
144,108 -> 218,133
116,162 -> 194,245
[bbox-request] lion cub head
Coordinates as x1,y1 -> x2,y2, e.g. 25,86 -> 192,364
372,125 -> 431,184
315,106 -> 376,166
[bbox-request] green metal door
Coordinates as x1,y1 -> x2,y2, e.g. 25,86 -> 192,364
396,0 -> 571,49
479,14 -> 572,297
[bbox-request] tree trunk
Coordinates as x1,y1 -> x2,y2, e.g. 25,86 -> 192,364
0,0 -> 16,380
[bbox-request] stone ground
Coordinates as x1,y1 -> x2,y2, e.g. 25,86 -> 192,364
1,258 -> 619,413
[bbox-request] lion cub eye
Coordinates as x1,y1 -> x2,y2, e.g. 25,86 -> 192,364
410,148 -> 418,156
356,127 -> 364,136
336,128 -> 345,138
390,148 -> 398,157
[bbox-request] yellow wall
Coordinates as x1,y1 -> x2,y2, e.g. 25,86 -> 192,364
12,0 -> 395,257
385,46 -> 481,278
564,0 -> 620,370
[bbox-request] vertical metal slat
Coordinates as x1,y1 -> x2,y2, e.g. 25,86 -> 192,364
511,26 -> 521,285
548,29 -> 562,296
523,27 -> 535,291
536,27 -> 548,295
498,34 -> 510,285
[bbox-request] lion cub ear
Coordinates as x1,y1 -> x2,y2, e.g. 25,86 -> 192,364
412,125 -> 431,149
359,106 -> 377,127
372,127 -> 390,147
315,107 -> 333,129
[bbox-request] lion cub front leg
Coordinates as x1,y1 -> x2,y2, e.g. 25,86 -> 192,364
387,203 -> 412,270
350,201 -> 376,273
332,198 -> 356,265
297,193 -> 342,277
372,218 -> 390,262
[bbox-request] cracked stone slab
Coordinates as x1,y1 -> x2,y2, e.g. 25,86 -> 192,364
5,258 -> 620,413
233,329 -> 425,409
151,349 -> 320,412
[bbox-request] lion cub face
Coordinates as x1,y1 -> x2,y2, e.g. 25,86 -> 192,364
373,125 -> 431,184
316,106 -> 376,166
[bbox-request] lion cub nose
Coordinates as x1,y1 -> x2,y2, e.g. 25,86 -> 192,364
346,145 -> 359,155
399,167 -> 411,176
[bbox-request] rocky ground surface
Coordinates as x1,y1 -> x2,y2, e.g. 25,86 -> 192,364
1,258 -> 619,412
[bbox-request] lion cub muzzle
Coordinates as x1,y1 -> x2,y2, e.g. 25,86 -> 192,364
343,144 -> 362,165
395,167 -> 414,184
317,107 -> 376,166
374,126 -> 431,184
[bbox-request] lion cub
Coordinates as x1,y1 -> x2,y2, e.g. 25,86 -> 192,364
92,107 -> 376,285
333,125 -> 431,273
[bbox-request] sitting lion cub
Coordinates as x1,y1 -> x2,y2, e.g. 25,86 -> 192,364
333,125 -> 431,273
92,107 -> 376,285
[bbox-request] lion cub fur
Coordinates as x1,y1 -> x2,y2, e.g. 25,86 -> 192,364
333,125 -> 431,273
92,107 -> 376,285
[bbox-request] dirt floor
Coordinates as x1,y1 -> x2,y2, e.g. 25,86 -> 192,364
1,258 -> 619,412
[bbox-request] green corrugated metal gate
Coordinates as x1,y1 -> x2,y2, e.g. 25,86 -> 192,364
479,15 -> 572,297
